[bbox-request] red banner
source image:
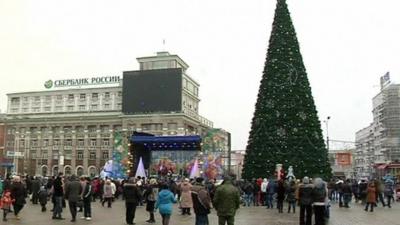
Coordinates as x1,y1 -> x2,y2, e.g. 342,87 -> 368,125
336,153 -> 351,166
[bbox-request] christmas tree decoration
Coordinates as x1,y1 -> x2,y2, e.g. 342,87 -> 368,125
242,0 -> 332,180
135,157 -> 147,179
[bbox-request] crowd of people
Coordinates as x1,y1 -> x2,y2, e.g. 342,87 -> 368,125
0,173 -> 240,225
237,176 -> 397,225
0,172 -> 398,225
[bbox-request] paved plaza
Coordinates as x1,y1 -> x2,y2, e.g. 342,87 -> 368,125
3,200 -> 400,225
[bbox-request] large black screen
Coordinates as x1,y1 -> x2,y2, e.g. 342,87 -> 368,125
122,68 -> 182,114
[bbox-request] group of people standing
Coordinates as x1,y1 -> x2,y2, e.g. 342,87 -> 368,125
0,173 -> 97,222
7,172 -> 396,225
239,177 -> 329,225
327,178 -> 396,212
0,173 -> 242,225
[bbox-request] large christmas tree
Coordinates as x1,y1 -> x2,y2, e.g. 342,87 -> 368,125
242,0 -> 331,180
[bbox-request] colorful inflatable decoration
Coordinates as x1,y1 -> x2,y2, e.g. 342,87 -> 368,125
153,158 -> 176,176
185,153 -> 224,180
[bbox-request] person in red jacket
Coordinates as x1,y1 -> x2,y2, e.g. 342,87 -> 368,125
256,178 -> 263,205
1,190 -> 15,221
365,182 -> 376,212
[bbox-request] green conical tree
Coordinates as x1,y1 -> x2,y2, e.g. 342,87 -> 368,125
242,0 -> 332,180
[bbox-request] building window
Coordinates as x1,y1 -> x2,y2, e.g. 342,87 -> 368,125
76,126 -> 84,133
7,141 -> 14,147
104,92 -> 110,99
64,139 -> 72,146
102,151 -> 109,159
56,95 -> 63,100
104,104 -> 110,109
65,167 -> 72,175
20,140 -> 25,147
90,139 -> 97,146
45,95 -> 51,101
113,125 -> 122,131
30,127 -> 37,133
67,106 -> 74,111
141,124 -> 151,131
88,126 -> 97,132
31,140 -> 38,147
34,96 -> 41,102
11,97 -> 20,104
79,105 -> 86,110
92,93 -> 98,99
68,94 -> 74,100
100,125 -> 109,132
11,108 -> 19,113
52,126 -> 60,133
64,150 -> 72,159
143,123 -> 163,130
167,123 -> 177,130
89,151 -> 96,160
43,140 -> 49,146
55,106 -> 63,111
80,94 -> 86,100
23,97 -> 28,101
117,91 -> 122,97
91,104 -> 98,110
77,151 -> 84,160
117,103 -> 122,109
44,107 -> 51,112
102,139 -> 109,146
22,108 -> 29,112
78,139 -> 84,146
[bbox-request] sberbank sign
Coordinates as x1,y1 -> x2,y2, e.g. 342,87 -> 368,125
44,76 -> 121,89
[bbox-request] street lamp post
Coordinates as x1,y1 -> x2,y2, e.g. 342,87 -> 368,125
324,116 -> 331,151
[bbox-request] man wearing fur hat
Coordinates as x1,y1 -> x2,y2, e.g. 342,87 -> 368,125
191,177 -> 212,225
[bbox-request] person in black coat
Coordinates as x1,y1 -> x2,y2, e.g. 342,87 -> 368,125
52,174 -> 64,220
81,177 -> 92,220
276,180 -> 286,213
299,177 -> 314,225
38,186 -> 49,212
31,177 -> 41,204
123,177 -> 142,225
10,176 -> 27,220
65,175 -> 82,222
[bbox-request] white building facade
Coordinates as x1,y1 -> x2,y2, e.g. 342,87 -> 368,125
355,74 -> 400,179
4,52 -> 215,177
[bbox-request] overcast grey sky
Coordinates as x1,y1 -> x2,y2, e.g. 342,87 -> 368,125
1,0 -> 400,150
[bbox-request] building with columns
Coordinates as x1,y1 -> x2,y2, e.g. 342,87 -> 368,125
4,52 -> 215,177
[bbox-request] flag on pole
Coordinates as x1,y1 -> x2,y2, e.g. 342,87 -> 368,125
380,71 -> 391,89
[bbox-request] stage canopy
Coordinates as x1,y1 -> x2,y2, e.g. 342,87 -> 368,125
130,132 -> 201,151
